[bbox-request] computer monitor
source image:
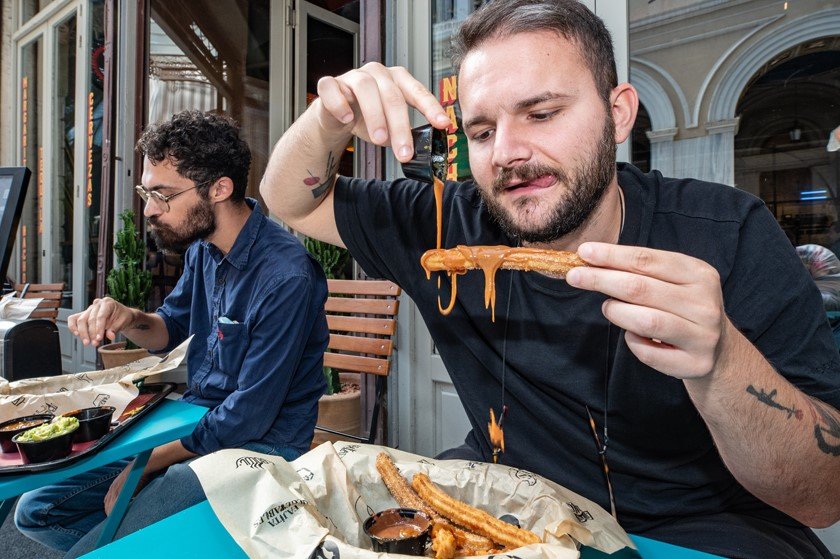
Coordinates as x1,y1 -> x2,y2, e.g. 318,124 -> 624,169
0,167 -> 31,283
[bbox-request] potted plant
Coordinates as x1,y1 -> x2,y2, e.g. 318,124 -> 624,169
98,210 -> 153,369
304,237 -> 362,445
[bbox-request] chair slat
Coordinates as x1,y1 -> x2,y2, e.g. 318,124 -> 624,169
327,279 -> 400,297
12,282 -> 66,322
326,315 -> 396,336
14,283 -> 65,292
328,333 -> 392,356
326,297 -> 399,316
323,352 -> 390,376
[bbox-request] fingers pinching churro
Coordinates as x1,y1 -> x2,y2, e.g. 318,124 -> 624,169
412,472 -> 542,550
375,453 -> 495,554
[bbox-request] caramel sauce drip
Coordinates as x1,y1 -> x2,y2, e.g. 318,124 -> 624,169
433,176 -> 444,250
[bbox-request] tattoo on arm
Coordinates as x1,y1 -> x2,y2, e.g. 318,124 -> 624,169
308,151 -> 338,199
130,323 -> 150,331
746,384 -> 803,420
808,398 -> 840,456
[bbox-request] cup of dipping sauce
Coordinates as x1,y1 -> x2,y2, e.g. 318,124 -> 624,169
363,508 -> 432,555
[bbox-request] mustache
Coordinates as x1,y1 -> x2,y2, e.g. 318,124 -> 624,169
491,162 -> 569,194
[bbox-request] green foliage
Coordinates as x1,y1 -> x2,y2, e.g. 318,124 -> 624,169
323,365 -> 342,396
304,237 -> 350,280
304,237 -> 351,394
106,210 -> 152,350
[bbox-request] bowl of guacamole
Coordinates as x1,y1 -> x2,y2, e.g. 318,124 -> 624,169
13,416 -> 80,464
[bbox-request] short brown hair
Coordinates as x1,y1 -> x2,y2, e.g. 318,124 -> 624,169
451,0 -> 617,106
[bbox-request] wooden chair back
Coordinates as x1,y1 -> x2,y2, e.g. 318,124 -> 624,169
316,279 -> 401,444
13,282 -> 65,322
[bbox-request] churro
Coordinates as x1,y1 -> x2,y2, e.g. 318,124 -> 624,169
375,453 -> 494,553
421,245 -> 586,320
412,472 -> 541,550
431,526 -> 457,559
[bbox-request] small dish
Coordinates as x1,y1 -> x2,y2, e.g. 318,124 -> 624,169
400,124 -> 448,184
0,414 -> 54,454
13,417 -> 80,464
62,406 -> 116,443
363,508 -> 432,555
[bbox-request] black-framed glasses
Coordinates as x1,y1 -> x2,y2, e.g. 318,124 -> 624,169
134,181 -> 209,213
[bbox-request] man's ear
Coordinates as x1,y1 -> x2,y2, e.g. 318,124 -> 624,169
211,177 -> 235,203
610,83 -> 639,145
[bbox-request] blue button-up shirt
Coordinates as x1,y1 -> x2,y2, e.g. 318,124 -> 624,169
156,199 -> 328,456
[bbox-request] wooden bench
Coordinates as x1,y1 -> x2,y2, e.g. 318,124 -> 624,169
315,279 -> 401,445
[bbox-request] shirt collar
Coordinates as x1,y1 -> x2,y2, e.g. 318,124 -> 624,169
202,198 -> 264,270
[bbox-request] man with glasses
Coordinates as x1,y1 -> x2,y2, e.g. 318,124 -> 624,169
16,110 -> 329,557
261,1 -> 839,558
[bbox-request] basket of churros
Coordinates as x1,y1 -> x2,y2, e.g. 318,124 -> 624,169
188,442 -> 634,559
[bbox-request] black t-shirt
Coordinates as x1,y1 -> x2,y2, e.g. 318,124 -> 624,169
334,163 -> 840,558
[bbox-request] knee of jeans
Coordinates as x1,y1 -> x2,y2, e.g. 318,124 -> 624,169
14,490 -> 50,530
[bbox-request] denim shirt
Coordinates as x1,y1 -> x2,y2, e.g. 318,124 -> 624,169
155,199 -> 328,456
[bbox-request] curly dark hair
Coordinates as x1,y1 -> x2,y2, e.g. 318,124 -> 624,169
136,110 -> 251,203
451,0 -> 617,108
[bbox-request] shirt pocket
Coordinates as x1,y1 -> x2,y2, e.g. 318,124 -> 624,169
215,322 -> 250,374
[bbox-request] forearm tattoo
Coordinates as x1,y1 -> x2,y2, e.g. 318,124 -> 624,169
130,323 -> 150,331
746,385 -> 802,420
808,399 -> 840,456
307,151 -> 338,199
746,384 -> 840,456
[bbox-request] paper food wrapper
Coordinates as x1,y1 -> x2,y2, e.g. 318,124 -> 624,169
0,292 -> 43,320
190,442 -> 635,559
0,337 -> 192,423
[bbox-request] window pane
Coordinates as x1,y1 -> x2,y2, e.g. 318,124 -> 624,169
86,0 -> 105,305
19,37 -> 43,285
54,14 -> 77,308
146,0 -> 271,308
21,0 -> 56,26
629,1 -> 840,251
432,1 -> 479,182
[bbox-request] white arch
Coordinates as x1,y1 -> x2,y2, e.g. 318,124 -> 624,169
630,65 -> 676,130
632,57 -> 690,128
708,7 -> 840,123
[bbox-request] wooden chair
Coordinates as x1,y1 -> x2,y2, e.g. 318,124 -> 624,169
13,282 -> 65,322
315,279 -> 401,444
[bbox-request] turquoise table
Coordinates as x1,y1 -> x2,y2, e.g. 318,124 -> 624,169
0,398 -> 206,549
82,499 -> 724,558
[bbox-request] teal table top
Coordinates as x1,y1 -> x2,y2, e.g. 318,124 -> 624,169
0,398 -> 207,500
82,499 -> 724,559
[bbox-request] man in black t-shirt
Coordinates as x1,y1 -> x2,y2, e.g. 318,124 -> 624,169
260,1 -> 840,557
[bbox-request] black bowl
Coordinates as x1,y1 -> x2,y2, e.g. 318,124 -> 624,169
62,406 -> 116,443
363,508 -> 432,555
400,124 -> 449,184
13,425 -> 78,464
0,414 -> 54,454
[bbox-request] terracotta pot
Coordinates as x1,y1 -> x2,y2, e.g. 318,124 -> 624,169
312,372 -> 361,446
98,342 -> 152,369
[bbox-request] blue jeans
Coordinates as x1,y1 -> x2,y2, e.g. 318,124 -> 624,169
14,442 -> 301,558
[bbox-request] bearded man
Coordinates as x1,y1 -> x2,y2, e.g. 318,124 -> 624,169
261,1 -> 840,558
16,110 -> 329,558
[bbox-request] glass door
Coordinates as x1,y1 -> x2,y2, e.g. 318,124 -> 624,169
294,1 -> 359,177
14,0 -> 103,372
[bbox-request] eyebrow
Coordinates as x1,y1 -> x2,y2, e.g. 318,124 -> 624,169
463,91 -> 576,131
148,184 -> 175,193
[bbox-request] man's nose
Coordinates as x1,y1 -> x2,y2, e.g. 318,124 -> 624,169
491,124 -> 531,170
143,198 -> 162,219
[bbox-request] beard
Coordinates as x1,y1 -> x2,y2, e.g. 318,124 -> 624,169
148,197 -> 216,254
479,115 -> 617,244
